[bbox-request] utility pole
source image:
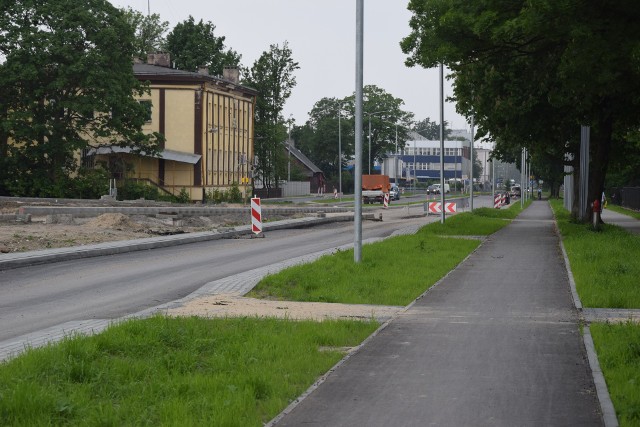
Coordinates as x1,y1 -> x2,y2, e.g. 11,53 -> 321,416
439,63 -> 445,224
470,115 -> 474,211
354,0 -> 364,263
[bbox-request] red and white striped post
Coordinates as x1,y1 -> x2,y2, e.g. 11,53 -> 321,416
494,194 -> 501,209
383,192 -> 389,209
251,197 -> 262,234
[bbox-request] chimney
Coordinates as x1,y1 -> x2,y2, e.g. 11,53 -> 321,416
223,66 -> 239,84
147,53 -> 171,68
197,66 -> 209,75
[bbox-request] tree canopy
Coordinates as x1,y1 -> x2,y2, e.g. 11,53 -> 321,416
120,7 -> 169,61
0,0 -> 162,197
401,0 -> 640,220
345,85 -> 414,174
165,16 -> 241,76
413,117 -> 451,140
292,86 -> 413,185
243,41 -> 299,193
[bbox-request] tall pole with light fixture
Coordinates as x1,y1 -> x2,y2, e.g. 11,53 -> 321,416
439,63 -> 445,224
338,109 -> 342,197
368,116 -> 372,175
366,110 -> 390,176
470,115 -> 474,211
354,0 -> 364,263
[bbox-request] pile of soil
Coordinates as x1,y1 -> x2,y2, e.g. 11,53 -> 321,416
83,213 -> 139,230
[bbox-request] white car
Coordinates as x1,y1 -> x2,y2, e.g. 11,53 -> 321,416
389,186 -> 400,200
430,183 -> 450,194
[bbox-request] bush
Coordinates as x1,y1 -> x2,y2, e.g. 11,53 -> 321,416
117,180 -> 161,201
204,183 -> 244,204
175,188 -> 191,204
65,168 -> 110,199
227,182 -> 242,203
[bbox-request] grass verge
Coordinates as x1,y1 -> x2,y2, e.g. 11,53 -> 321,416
549,199 -> 640,308
0,316 -> 378,426
248,205 -> 528,306
590,322 -> 640,426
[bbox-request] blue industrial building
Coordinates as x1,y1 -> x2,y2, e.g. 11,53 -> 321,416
383,139 -> 470,184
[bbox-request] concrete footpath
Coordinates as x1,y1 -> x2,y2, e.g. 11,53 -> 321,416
272,201 -> 604,426
601,207 -> 640,234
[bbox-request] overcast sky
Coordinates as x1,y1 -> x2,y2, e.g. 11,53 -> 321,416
108,0 -> 468,130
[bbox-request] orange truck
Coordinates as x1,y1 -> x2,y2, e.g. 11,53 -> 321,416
362,174 -> 391,204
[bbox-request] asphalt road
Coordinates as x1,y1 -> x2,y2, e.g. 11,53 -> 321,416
0,207 -> 430,342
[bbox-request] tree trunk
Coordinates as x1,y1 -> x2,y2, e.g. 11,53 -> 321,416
571,116 -> 613,223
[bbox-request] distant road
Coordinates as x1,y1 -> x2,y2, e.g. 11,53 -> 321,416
0,208 -> 426,342
0,195 -> 504,342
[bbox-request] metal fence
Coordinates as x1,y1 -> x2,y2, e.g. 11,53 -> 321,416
610,187 -> 640,210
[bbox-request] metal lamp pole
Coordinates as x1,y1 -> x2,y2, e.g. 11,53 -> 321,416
338,109 -> 342,197
439,63 -> 445,224
354,0 -> 364,263
366,110 -> 391,175
368,116 -> 372,175
470,115 -> 474,211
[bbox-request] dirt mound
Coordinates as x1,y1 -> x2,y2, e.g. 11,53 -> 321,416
83,213 -> 138,230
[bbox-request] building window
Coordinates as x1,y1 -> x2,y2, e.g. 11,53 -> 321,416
139,100 -> 152,122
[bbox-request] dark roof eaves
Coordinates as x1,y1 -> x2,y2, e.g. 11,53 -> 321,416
133,64 -> 258,96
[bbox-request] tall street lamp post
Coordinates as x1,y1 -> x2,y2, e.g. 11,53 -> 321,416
366,110 -> 390,175
337,107 -> 348,198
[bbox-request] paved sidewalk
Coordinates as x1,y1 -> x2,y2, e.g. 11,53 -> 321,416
273,201 -> 603,426
601,207 -> 640,234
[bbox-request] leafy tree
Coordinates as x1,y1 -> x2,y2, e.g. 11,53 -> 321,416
606,130 -> 640,188
402,0 -> 640,221
120,7 -> 169,60
0,0 -> 163,197
413,117 -> 451,140
294,97 -> 354,182
165,16 -> 241,76
294,88 -> 413,182
244,41 -> 299,195
343,85 -> 414,173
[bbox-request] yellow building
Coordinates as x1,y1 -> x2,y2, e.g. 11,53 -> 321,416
91,53 -> 257,202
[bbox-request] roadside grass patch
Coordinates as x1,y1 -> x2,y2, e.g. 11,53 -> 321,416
590,322 -> 640,426
550,199 -> 640,308
418,202 -> 529,237
249,207 -> 533,306
0,316 -> 377,427
249,233 -> 479,306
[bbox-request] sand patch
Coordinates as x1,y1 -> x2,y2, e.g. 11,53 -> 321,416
167,293 -> 403,322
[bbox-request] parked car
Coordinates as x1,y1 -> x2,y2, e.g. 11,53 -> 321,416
389,185 -> 400,201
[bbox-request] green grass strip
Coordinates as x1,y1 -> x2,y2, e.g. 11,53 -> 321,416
0,316 -> 378,427
550,199 -> 640,308
249,206 -> 530,306
249,234 -> 479,306
590,322 -> 640,426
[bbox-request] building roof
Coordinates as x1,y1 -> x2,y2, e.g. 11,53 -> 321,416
133,63 -> 258,96
88,146 -> 202,164
285,142 -> 323,174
